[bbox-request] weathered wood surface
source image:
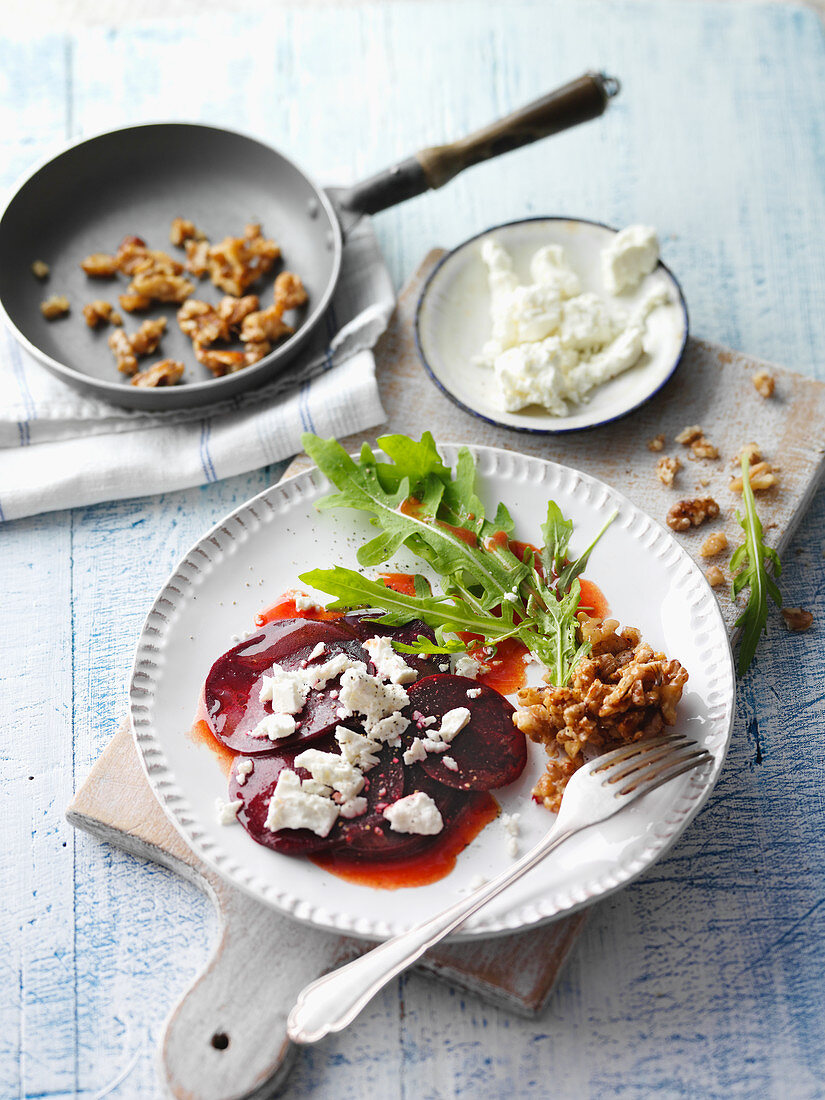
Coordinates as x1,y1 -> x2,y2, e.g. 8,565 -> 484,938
4,3 -> 825,1099
68,722 -> 588,1100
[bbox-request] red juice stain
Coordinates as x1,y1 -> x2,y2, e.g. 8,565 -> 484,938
578,579 -> 609,620
380,572 -> 418,597
188,716 -> 236,777
255,595 -> 341,627
311,793 -> 498,890
478,637 -> 529,695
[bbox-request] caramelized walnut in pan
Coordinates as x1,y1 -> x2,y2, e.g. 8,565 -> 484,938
515,617 -> 689,813
55,217 -> 308,388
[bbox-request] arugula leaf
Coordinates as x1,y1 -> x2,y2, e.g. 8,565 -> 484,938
731,453 -> 782,675
301,431 -> 614,686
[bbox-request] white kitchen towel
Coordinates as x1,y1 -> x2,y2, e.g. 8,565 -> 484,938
0,217 -> 393,522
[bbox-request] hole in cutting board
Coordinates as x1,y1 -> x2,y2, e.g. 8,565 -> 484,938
211,1032 -> 230,1051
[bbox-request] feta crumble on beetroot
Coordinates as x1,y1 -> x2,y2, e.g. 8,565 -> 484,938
383,791 -> 444,835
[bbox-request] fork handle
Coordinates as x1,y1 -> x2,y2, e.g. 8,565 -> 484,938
286,826 -> 575,1045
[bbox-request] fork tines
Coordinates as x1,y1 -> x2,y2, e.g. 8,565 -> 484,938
592,733 -> 714,798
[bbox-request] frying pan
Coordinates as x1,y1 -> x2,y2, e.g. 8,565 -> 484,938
0,71 -> 619,411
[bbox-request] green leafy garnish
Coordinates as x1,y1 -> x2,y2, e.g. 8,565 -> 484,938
300,432 -> 615,686
730,452 -> 782,675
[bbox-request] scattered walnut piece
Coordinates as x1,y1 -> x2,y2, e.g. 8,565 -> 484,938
656,455 -> 682,486
81,252 -> 118,278
129,317 -> 167,356
177,299 -> 231,346
700,531 -> 728,558
82,300 -> 117,328
207,223 -> 281,296
127,270 -> 195,305
647,434 -> 666,452
705,565 -> 725,588
218,294 -> 260,329
735,442 -> 762,466
131,359 -> 185,388
184,239 -> 210,277
119,292 -> 152,313
194,345 -> 247,377
169,217 -> 205,247
730,461 -> 778,493
115,236 -> 184,277
40,295 -> 70,320
273,271 -> 308,313
752,370 -> 775,398
108,318 -> 166,373
515,618 -> 688,813
689,436 -> 719,460
781,607 -> 813,632
31,260 -> 50,279
666,497 -> 720,531
243,340 -> 271,366
240,305 -> 293,344
675,424 -> 704,444
108,327 -> 138,374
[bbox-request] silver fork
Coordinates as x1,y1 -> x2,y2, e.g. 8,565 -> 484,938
287,732 -> 714,1044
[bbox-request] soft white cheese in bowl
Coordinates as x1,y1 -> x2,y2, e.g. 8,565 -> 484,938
415,218 -> 688,434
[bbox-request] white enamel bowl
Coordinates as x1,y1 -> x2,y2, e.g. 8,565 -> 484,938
415,218 -> 689,433
130,445 -> 734,942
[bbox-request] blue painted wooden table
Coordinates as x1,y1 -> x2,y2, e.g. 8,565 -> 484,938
3,2 -> 825,1097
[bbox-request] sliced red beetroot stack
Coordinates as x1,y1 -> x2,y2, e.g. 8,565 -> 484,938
208,616 -> 528,862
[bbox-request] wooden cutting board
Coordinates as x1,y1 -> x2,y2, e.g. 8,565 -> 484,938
68,251 -> 825,1100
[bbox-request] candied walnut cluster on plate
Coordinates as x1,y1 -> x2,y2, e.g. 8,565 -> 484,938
514,617 -> 689,813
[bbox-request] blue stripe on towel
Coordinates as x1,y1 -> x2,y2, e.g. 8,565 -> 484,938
299,381 -> 316,433
10,342 -> 35,446
199,419 -> 218,483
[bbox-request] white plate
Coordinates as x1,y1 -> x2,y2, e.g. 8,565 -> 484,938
130,445 -> 734,941
415,218 -> 689,433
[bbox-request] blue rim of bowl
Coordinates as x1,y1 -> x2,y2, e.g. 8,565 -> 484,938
413,216 -> 690,436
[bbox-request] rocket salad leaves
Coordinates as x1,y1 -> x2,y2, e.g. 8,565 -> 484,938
731,452 -> 782,675
299,432 -> 615,686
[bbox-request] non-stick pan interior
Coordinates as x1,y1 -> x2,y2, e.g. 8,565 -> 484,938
0,123 -> 341,408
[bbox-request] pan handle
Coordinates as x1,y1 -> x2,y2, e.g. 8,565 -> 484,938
337,70 -> 619,216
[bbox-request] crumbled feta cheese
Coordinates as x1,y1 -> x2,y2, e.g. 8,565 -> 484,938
249,712 -> 297,740
501,812 -> 521,836
494,338 -> 576,415
338,796 -> 368,819
304,653 -> 362,691
259,666 -> 310,713
369,711 -> 409,744
419,714 -> 438,728
601,224 -> 659,295
453,654 -> 482,679
529,244 -> 582,298
363,635 -> 418,684
293,749 -> 365,802
422,737 -> 450,754
294,593 -> 324,613
301,778 -> 332,798
337,666 -> 410,734
469,874 -> 488,891
383,791 -> 443,835
466,687 -> 482,699
477,232 -> 668,416
307,642 -> 327,662
559,292 -> 619,352
507,836 -> 519,858
235,758 -> 254,785
264,769 -> 339,837
436,707 -> 471,743
442,755 -> 459,772
335,725 -> 381,771
215,797 -> 243,825
402,738 -> 427,765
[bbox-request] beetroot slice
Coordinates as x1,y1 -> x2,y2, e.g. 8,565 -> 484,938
345,614 -> 444,680
228,739 -> 339,856
204,618 -> 367,755
334,762 -> 461,861
405,675 -> 526,791
332,744 -> 412,855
